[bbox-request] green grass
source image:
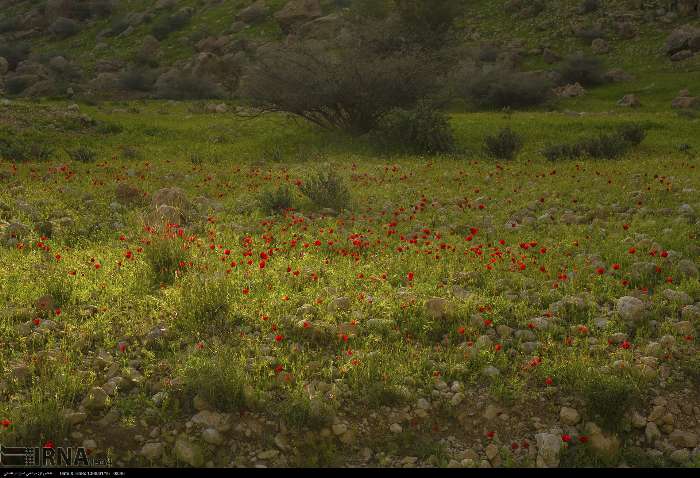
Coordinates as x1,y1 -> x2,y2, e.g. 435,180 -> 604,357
0,96 -> 698,467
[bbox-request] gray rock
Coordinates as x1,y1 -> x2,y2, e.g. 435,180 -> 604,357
560,407 -> 581,426
81,387 -> 110,411
535,433 -> 561,468
140,442 -> 164,461
201,428 -> 224,445
646,422 -> 661,443
174,437 -> 204,467
669,430 -> 698,448
616,296 -> 645,321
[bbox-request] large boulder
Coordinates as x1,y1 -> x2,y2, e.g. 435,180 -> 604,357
617,296 -> 645,322
298,13 -> 343,39
665,25 -> 700,55
672,89 -> 699,109
618,94 -> 641,108
89,72 -> 121,92
195,35 -> 231,54
535,433 -> 561,468
237,0 -> 269,24
677,0 -> 699,17
174,437 -> 204,467
151,187 -> 190,211
274,0 -> 322,33
554,83 -> 586,98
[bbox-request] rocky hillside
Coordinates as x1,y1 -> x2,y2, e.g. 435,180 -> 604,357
0,0 -> 699,100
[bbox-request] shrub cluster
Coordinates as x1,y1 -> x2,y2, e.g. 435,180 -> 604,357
373,101 -> 455,154
462,68 -> 553,109
558,54 -> 606,87
258,185 -> 294,215
0,134 -> 53,162
65,146 -> 97,163
544,124 -> 646,161
484,127 -> 524,160
299,169 -> 351,211
152,11 -> 192,40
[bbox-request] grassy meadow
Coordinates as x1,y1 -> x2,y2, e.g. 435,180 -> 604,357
0,92 -> 699,468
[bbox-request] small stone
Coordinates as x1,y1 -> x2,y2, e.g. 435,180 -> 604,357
482,366 -> 500,378
485,443 -> 499,461
535,433 -> 561,468
670,448 -> 690,464
617,296 -> 644,321
645,422 -> 661,443
174,438 -> 204,467
140,442 -> 164,461
332,423 -> 348,436
560,407 -> 580,426
257,449 -> 279,460
426,297 -> 453,319
669,431 -> 698,449
81,387 -> 110,411
201,428 -> 223,445
390,423 -> 403,434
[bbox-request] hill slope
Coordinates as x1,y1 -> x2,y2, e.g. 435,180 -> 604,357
0,0 -> 699,104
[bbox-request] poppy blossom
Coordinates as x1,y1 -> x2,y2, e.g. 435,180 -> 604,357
1,419 -> 10,428
562,434 -> 571,442
275,334 -> 283,342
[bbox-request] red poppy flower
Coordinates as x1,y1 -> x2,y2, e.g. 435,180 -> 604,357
486,431 -> 495,439
562,434 -> 571,442
275,335 -> 283,342
1,419 -> 10,428
545,376 -> 553,386
579,435 -> 589,444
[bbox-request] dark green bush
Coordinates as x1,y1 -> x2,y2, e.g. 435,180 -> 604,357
559,54 -> 606,87
0,135 -> 53,162
581,372 -> 641,432
0,42 -> 30,70
484,127 -> 524,160
579,0 -> 600,13
119,68 -> 157,92
153,73 -> 224,100
258,185 -> 294,214
0,17 -> 19,34
65,146 -> 97,163
49,17 -> 81,39
543,143 -> 583,162
240,37 -> 444,135
374,102 -> 455,154
579,133 -> 629,159
544,124 -> 646,161
151,11 -> 191,40
4,76 -> 32,95
616,123 -> 646,146
464,69 -> 553,109
300,169 -> 351,211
